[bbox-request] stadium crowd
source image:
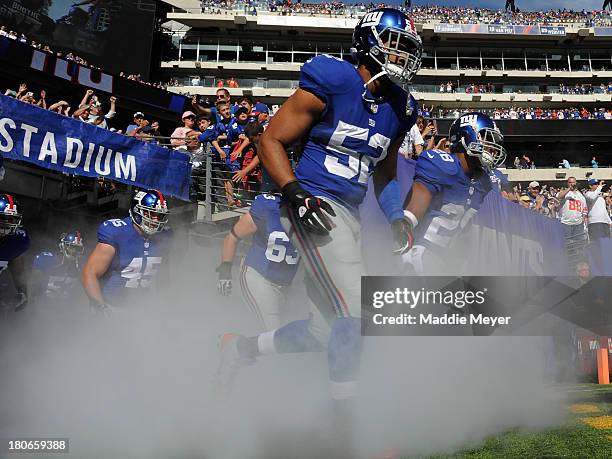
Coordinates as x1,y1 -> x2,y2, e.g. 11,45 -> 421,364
194,0 -> 612,26
436,106 -> 612,120
0,25 -> 168,90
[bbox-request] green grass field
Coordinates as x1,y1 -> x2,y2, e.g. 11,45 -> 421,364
427,384 -> 612,459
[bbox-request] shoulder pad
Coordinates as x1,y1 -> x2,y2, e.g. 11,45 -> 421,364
98,219 -> 123,246
415,150 -> 461,189
300,55 -> 356,100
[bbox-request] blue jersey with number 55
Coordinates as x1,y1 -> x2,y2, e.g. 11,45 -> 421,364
245,194 -> 299,286
295,55 -> 418,214
98,217 -> 173,305
414,149 -> 506,253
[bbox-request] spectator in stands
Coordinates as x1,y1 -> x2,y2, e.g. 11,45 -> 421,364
211,101 -> 233,161
191,75 -> 201,86
399,115 -> 424,160
591,157 -> 599,168
170,111 -> 197,147
230,121 -> 264,201
561,158 -> 571,169
585,179 -> 611,240
252,102 -> 270,125
513,156 -> 521,169
227,105 -> 250,152
126,112 -> 153,140
78,90 -> 116,130
216,79 -> 225,88
48,100 -> 72,116
237,95 -> 255,119
557,177 -> 588,269
211,101 -> 238,207
227,77 -> 238,88
207,88 -> 234,121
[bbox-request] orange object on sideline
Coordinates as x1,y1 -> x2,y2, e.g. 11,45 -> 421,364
596,348 -> 610,385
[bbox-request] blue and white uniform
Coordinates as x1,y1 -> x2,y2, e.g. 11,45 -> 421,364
295,55 -> 418,215
97,217 -> 172,306
276,54 -> 417,400
241,194 -> 300,330
32,252 -> 80,300
405,149 -> 506,274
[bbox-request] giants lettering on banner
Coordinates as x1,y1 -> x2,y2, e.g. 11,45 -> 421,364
30,50 -> 114,94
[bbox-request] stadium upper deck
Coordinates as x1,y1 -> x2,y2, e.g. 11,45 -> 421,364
160,2 -> 612,111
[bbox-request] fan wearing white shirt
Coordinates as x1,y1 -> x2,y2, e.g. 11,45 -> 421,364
585,179 -> 612,240
556,177 -> 588,268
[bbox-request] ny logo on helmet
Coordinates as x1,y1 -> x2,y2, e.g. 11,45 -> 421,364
459,114 -> 478,128
361,11 -> 383,27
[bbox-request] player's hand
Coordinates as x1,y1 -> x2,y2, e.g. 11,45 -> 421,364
282,180 -> 336,235
216,262 -> 232,296
13,292 -> 27,312
391,216 -> 414,255
90,302 -> 114,317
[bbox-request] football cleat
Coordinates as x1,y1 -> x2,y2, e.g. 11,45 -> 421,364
214,333 -> 253,398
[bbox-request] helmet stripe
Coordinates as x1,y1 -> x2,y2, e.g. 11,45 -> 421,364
155,190 -> 166,208
6,194 -> 14,209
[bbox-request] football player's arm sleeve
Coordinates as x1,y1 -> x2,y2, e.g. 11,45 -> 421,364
221,211 -> 258,264
258,88 -> 325,189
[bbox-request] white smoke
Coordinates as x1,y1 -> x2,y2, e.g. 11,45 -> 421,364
0,227 -> 566,459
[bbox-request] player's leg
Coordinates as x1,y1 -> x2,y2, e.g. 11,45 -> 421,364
239,261 -> 284,331
282,199 -> 363,396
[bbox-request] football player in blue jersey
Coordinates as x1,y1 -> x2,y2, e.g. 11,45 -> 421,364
217,192 -> 300,331
81,189 -> 172,313
214,7 -> 422,450
0,194 -> 30,312
400,112 -> 507,275
31,231 -> 84,302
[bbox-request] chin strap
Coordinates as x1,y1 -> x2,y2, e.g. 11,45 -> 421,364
361,70 -> 388,103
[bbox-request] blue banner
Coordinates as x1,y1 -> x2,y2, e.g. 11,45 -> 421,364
434,23 -> 565,36
469,192 -> 569,276
360,155 -> 568,276
0,95 -> 191,200
539,26 -> 566,36
594,27 -> 612,36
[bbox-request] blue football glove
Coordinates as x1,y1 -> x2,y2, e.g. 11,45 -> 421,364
282,180 -> 336,236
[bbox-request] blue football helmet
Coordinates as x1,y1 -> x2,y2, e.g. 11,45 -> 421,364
351,8 -> 422,86
0,194 -> 21,236
449,112 -> 506,169
129,189 -> 169,236
59,231 -> 84,259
